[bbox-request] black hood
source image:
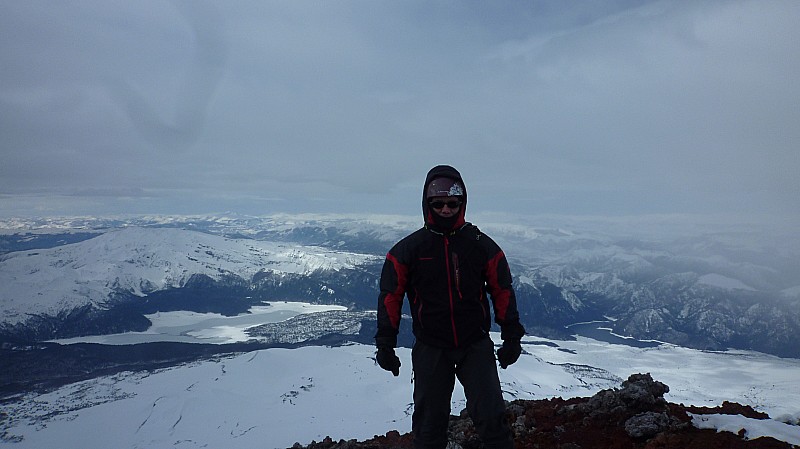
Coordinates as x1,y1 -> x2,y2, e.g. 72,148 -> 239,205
422,165 -> 467,232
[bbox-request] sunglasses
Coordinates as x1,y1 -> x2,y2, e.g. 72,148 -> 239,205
429,199 -> 462,209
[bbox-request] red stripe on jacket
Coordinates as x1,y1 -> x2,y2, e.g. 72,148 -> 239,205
485,250 -> 512,321
384,252 -> 407,329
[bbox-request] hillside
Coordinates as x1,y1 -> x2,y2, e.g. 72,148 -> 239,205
3,302 -> 800,448
291,374 -> 799,449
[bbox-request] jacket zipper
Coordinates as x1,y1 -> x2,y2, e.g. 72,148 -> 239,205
443,237 -> 459,347
452,252 -> 463,300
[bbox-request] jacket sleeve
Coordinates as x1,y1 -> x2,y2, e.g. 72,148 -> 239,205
485,248 -> 526,342
375,248 -> 408,348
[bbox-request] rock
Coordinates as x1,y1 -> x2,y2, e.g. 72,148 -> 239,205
287,373 -> 795,449
624,411 -> 672,438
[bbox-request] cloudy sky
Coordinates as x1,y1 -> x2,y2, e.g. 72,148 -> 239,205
1,0 -> 798,223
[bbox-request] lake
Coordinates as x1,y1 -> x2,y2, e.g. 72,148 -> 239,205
51,302 -> 347,345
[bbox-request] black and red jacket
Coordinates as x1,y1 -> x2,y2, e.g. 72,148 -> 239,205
375,165 -> 525,349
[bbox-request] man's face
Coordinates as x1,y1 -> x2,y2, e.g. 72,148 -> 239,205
428,196 -> 462,218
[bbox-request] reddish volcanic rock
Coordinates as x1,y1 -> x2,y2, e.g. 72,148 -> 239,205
290,373 -> 796,449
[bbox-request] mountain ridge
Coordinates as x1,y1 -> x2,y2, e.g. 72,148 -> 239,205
1,214 -> 798,357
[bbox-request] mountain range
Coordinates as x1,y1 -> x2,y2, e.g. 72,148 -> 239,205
1,213 -> 798,357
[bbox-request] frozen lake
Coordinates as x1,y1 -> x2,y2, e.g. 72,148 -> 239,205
52,302 -> 347,345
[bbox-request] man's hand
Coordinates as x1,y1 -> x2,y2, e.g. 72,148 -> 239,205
376,346 -> 401,376
497,339 -> 522,369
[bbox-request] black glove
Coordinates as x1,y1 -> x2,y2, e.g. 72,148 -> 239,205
376,347 -> 401,376
497,339 -> 521,369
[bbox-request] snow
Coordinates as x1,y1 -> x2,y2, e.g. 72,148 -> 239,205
5,345 -> 413,449
5,306 -> 800,448
691,413 -> 800,446
0,227 -> 379,325
528,338 -> 800,419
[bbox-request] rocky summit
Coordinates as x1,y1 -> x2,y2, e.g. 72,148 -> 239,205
290,373 -> 796,449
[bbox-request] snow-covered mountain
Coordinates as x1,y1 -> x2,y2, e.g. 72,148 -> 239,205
0,224 -> 383,342
1,213 -> 799,356
3,317 -> 800,448
0,226 -> 378,323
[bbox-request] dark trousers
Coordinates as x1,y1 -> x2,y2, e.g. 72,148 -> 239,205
411,337 -> 513,449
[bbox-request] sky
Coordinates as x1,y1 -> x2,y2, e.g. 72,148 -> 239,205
1,0 -> 798,224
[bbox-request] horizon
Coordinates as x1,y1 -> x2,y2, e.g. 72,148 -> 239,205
2,210 -> 797,253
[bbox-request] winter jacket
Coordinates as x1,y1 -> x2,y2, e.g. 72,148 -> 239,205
375,165 -> 525,349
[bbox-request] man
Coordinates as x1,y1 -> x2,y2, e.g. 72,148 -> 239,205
375,165 -> 525,449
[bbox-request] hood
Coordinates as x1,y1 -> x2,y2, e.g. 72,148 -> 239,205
422,165 -> 467,232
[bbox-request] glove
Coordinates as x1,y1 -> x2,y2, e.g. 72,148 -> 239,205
376,347 -> 401,376
497,339 -> 521,369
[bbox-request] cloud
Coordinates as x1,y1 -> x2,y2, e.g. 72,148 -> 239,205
0,0 -> 798,222
105,0 -> 228,152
